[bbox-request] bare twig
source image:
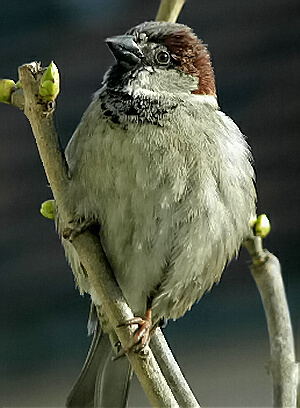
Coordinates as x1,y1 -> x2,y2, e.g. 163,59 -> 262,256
18,61 -> 178,408
244,236 -> 298,407
18,63 -> 69,218
156,0 -> 186,23
9,63 -> 199,406
152,328 -> 200,407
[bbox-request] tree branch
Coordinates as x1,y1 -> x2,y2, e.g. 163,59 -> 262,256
244,236 -> 298,407
18,63 -> 69,218
152,328 -> 200,407
156,0 -> 186,23
18,61 -> 179,408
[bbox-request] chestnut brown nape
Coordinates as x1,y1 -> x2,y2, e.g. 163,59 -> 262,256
164,30 -> 216,96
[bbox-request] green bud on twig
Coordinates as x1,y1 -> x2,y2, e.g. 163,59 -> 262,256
253,214 -> 271,238
39,61 -> 60,101
15,80 -> 22,89
40,199 -> 55,220
0,79 -> 16,104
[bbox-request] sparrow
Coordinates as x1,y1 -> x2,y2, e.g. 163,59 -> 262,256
60,21 -> 256,407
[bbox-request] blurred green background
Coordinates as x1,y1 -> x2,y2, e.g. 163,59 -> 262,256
0,0 -> 299,406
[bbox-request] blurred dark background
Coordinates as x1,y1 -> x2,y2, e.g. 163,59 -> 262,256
0,0 -> 299,406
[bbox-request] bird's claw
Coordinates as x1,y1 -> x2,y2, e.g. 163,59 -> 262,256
117,309 -> 152,354
62,219 -> 94,241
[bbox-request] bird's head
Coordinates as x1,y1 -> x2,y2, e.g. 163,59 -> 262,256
104,21 -> 216,96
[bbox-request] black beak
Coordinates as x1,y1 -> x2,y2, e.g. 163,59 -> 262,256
105,35 -> 143,66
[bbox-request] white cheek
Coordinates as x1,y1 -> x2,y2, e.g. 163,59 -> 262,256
132,68 -> 199,95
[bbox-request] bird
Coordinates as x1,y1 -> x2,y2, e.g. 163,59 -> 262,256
59,21 -> 256,407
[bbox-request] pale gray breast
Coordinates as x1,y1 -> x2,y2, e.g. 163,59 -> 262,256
149,101 -> 256,321
65,94 -> 256,320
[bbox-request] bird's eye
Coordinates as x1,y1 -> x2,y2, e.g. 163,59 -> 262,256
155,50 -> 171,65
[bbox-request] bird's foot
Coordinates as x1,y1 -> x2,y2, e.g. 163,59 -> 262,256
62,218 -> 97,241
117,308 -> 153,354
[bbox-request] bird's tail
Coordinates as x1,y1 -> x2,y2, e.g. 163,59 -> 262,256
66,322 -> 132,408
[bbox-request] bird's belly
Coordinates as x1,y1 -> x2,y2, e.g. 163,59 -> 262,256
75,122 -> 252,321
76,124 -> 189,316
95,156 -> 175,317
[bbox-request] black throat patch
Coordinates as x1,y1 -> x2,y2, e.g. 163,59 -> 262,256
99,86 -> 178,126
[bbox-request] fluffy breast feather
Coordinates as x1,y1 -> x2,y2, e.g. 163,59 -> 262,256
64,91 -> 256,322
